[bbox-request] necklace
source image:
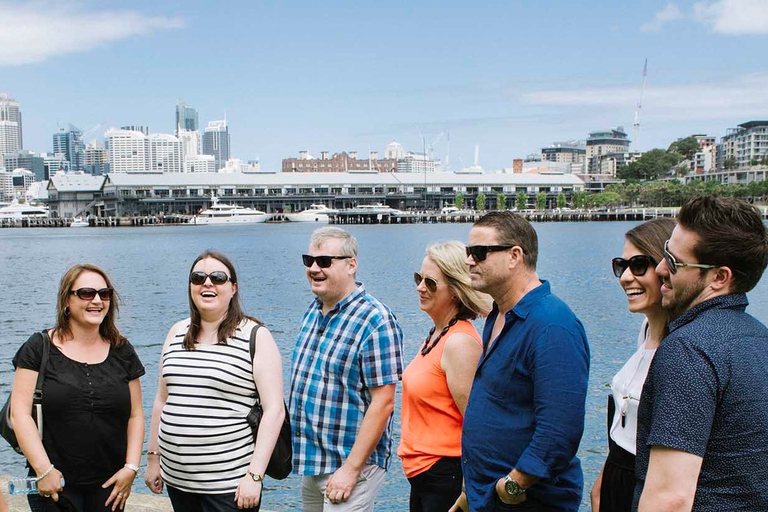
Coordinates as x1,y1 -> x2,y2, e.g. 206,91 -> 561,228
421,317 -> 459,356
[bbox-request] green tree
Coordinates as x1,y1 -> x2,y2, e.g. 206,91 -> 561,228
618,149 -> 682,181
516,192 -> 527,211
454,193 -> 464,210
496,193 -> 506,210
536,192 -> 547,210
556,192 -> 566,209
571,191 -> 587,209
476,192 -> 487,211
667,136 -> 700,160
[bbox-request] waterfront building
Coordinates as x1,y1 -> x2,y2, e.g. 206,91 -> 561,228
148,133 -> 183,173
202,120 -> 230,171
719,121 -> 768,169
43,153 -> 71,179
106,128 -> 150,173
175,100 -> 198,135
542,141 -> 586,166
220,158 -> 261,173
184,154 -> 216,173
3,150 -> 45,181
52,124 -> 85,171
282,150 -> 398,173
0,93 -> 22,161
0,168 -> 34,202
46,173 -> 106,218
397,152 -> 441,173
84,140 -> 109,175
586,127 -> 631,175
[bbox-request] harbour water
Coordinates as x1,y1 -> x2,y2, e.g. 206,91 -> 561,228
2,222 -> 768,511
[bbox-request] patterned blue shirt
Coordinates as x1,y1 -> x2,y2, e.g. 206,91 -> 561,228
289,283 -> 404,476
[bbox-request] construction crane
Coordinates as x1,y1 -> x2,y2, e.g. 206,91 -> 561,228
633,59 -> 647,152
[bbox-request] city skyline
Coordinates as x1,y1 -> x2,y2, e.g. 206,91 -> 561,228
1,0 -> 767,172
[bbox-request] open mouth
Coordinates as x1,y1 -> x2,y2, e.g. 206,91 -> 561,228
201,291 -> 217,298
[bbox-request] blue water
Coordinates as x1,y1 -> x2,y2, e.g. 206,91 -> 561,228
2,222 -> 767,511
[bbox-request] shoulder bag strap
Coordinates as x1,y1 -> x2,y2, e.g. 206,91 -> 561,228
32,331 -> 51,405
250,323 -> 263,404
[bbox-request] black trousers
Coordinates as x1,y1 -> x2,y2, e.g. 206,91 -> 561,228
28,484 -> 112,512
407,456 -> 463,512
599,395 -> 636,512
167,485 -> 261,512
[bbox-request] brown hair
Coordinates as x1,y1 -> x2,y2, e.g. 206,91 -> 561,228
473,211 -> 538,269
53,264 -> 127,347
677,195 -> 768,293
183,250 -> 260,350
625,218 -> 676,266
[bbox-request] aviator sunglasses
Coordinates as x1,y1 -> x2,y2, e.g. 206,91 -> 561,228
302,254 -> 352,268
465,244 -> 516,262
663,240 -> 717,275
70,287 -> 113,301
611,255 -> 656,278
413,272 -> 438,293
189,271 -> 232,285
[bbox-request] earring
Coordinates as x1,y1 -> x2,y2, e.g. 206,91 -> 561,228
64,307 -> 70,317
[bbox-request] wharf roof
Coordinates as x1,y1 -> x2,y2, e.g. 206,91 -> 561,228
105,171 -> 585,187
48,173 -> 106,192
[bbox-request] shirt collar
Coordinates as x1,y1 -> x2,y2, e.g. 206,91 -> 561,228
491,279 -> 550,321
668,293 -> 749,333
313,281 -> 365,314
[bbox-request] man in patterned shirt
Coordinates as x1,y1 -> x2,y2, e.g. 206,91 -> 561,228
635,195 -> 768,511
290,227 -> 404,511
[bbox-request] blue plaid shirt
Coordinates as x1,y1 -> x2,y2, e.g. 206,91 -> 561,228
289,283 -> 403,476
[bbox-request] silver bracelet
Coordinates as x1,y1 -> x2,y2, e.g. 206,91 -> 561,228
36,464 -> 55,482
124,463 -> 139,473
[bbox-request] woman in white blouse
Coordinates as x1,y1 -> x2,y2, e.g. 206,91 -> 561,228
590,218 -> 675,512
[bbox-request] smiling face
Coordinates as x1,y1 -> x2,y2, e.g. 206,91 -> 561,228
416,256 -> 458,321
656,225 -> 712,320
67,270 -> 111,329
305,237 -> 357,310
619,240 -> 664,316
190,256 -> 237,320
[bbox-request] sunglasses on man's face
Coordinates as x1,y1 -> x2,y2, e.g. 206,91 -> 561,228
189,271 -> 232,285
70,287 -> 113,301
413,272 -> 438,293
663,240 -> 717,275
302,254 -> 352,268
611,255 -> 656,278
465,244 -> 516,262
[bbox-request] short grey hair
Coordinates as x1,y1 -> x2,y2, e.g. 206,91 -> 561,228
310,227 -> 358,257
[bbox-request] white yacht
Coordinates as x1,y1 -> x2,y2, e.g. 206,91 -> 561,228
351,203 -> 402,215
193,195 -> 272,225
69,217 -> 90,227
285,204 -> 338,223
0,201 -> 50,220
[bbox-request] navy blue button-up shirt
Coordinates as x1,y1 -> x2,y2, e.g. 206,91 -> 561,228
462,281 -> 590,512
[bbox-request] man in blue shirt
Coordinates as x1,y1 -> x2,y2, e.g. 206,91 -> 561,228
452,211 -> 590,512
290,227 -> 403,512
635,195 -> 768,511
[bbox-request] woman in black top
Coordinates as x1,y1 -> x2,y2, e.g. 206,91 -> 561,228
10,264 -> 145,512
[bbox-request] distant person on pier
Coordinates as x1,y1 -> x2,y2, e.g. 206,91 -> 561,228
144,251 -> 284,512
290,227 -> 404,511
10,264 -> 145,512
590,218 -> 674,512
398,241 -> 491,512
451,211 -> 590,512
635,195 -> 768,511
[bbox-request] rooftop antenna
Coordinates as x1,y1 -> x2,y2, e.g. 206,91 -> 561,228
633,59 -> 647,152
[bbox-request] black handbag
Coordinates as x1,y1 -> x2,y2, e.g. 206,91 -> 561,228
246,323 -> 293,480
1,330 -> 51,454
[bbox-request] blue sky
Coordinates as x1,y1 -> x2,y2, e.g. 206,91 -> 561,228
2,0 -> 767,171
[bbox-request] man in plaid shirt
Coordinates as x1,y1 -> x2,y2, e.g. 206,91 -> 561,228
290,227 -> 404,511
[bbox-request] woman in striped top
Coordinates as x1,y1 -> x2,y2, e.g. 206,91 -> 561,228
144,251 -> 285,512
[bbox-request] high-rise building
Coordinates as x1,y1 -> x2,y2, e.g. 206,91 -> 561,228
179,129 -> 200,159
202,120 -> 230,171
719,121 -> 768,169
176,100 -> 199,135
3,150 -> 45,181
0,94 -> 23,161
84,140 -> 109,176
106,128 -> 150,173
43,153 -> 71,179
586,127 -> 631,175
184,154 -> 216,173
149,133 -> 183,173
52,124 -> 85,171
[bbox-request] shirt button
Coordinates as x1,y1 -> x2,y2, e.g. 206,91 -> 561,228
297,404 -> 302,410
463,458 -> 468,464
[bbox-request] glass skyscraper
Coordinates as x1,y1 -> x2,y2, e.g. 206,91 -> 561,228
202,120 -> 230,171
176,100 -> 199,135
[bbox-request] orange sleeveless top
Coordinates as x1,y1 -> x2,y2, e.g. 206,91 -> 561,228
397,319 -> 481,478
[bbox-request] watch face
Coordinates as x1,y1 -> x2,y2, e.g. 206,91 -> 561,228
505,479 -> 522,496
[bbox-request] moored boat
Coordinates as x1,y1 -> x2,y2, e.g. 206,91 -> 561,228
0,201 -> 50,220
285,204 -> 338,223
193,195 -> 272,225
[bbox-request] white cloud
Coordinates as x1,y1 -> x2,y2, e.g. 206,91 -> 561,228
520,73 -> 768,123
693,0 -> 768,34
0,1 -> 183,66
641,3 -> 684,32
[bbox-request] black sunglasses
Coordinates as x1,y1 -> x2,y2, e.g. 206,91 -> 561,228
663,240 -> 717,275
413,272 -> 438,293
70,287 -> 113,301
611,255 -> 657,278
465,244 -> 516,262
189,271 -> 232,285
302,254 -> 352,268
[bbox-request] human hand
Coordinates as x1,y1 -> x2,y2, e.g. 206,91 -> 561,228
144,461 -> 164,494
325,464 -> 361,504
448,490 -> 469,511
36,467 -> 65,502
235,476 -> 262,510
103,467 -> 136,511
495,477 -> 526,505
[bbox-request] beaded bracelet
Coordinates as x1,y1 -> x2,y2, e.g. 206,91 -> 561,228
36,464 -> 55,482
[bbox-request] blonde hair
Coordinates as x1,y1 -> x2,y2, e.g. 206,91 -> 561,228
426,241 -> 492,319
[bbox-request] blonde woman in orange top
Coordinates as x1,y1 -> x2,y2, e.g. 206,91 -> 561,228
398,241 -> 492,512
